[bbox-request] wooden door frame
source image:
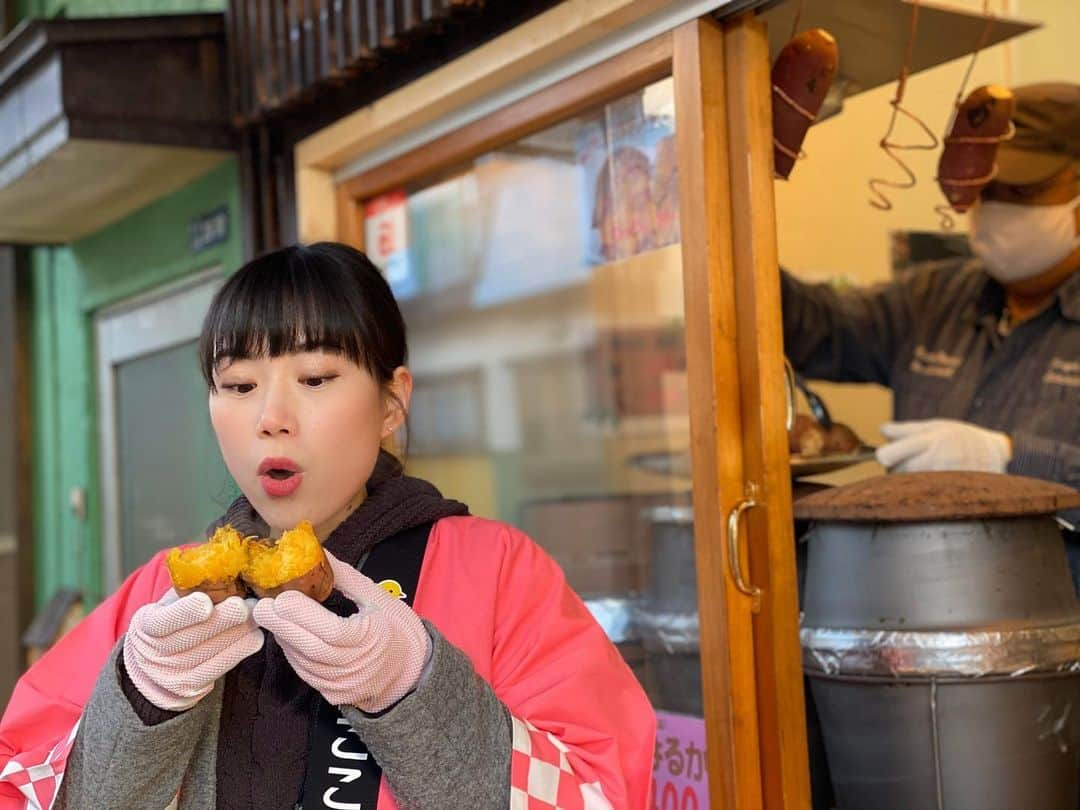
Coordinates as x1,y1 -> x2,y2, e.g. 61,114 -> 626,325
1,246 -> 35,703
675,13 -> 811,808
721,15 -> 811,808
672,17 -> 762,809
332,15 -> 809,808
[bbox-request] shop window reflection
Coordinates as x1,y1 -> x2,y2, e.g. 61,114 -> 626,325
365,80 -> 703,739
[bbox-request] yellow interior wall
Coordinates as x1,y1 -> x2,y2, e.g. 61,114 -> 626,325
773,0 -> 1078,481
403,455 -> 498,519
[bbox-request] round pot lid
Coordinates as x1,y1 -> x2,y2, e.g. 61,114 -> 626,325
792,471 -> 1080,522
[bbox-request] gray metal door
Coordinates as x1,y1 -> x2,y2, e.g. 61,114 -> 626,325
96,270 -> 235,591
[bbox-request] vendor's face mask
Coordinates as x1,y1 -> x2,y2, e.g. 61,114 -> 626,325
968,195 -> 1080,283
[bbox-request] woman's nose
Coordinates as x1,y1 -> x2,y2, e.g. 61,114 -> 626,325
258,412 -> 293,436
257,389 -> 296,436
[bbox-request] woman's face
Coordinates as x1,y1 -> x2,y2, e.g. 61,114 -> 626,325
209,350 -> 411,539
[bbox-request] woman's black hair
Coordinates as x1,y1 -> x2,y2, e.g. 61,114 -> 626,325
199,242 -> 407,392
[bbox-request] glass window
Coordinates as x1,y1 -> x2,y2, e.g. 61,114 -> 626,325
363,79 -> 703,728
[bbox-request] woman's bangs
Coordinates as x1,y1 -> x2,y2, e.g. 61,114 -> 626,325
200,256 -> 369,385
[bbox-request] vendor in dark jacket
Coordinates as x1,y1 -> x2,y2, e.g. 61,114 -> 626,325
786,82 -> 1080,810
782,82 -> 1079,532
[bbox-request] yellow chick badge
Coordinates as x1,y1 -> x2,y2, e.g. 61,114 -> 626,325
379,579 -> 407,600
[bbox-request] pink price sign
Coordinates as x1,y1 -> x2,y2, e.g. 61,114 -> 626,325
652,710 -> 709,809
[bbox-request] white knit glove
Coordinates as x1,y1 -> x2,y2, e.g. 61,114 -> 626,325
876,419 -> 1012,473
123,590 -> 265,711
252,550 -> 431,713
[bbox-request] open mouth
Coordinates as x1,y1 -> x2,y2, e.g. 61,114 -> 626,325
260,468 -> 303,497
258,457 -> 302,496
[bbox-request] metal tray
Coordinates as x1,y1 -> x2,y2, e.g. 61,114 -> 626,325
629,447 -> 877,479
790,447 -> 877,478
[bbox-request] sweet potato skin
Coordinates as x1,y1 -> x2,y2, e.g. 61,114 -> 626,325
789,414 -> 862,457
937,85 -> 1014,212
772,29 -> 839,179
824,423 -> 862,454
174,577 -> 249,604
789,413 -> 826,457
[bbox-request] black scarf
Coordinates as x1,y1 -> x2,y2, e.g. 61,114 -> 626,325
211,452 -> 469,810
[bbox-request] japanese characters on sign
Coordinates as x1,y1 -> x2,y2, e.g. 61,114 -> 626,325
653,710 -> 708,810
363,190 -> 410,290
189,206 -> 229,253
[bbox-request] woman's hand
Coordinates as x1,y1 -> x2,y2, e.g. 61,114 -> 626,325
252,550 -> 431,713
123,591 -> 265,711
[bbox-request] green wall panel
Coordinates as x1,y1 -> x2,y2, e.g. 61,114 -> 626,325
77,159 -> 242,311
30,253 -> 61,607
31,158 -> 242,608
17,0 -> 223,20
30,247 -> 97,604
53,250 -> 94,597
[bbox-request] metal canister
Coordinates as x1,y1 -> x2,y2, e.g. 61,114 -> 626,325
635,505 -> 702,715
797,472 -> 1080,810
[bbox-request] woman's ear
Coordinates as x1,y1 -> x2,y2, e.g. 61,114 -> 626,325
383,366 -> 413,437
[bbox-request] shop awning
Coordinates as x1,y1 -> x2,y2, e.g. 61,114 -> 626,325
759,0 -> 1040,120
0,14 -> 234,244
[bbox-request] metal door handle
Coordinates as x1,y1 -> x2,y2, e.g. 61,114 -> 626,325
727,498 -> 762,612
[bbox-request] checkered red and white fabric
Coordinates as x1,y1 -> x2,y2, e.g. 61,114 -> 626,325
510,716 -> 613,810
1,548 -> 176,809
0,717 -> 79,809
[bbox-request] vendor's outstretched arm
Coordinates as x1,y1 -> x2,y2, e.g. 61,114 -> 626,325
781,268 -> 921,385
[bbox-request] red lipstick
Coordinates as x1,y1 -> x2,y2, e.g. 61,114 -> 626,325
258,457 -> 303,497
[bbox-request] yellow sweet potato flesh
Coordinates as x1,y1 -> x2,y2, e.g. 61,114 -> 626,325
243,520 -> 323,589
166,525 -> 248,590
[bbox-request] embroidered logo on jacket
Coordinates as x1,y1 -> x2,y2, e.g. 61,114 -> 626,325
1043,357 -> 1080,388
378,579 -> 407,600
909,345 -> 963,379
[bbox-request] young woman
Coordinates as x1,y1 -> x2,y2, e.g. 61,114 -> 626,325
0,243 -> 655,809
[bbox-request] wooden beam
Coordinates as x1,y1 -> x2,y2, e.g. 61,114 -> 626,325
238,127 -> 262,259
721,12 -> 810,809
338,32 -> 672,202
296,0 -> 696,172
335,184 -> 364,250
257,124 -> 280,250
296,165 -> 339,244
12,250 -> 33,637
673,16 -> 764,810
1,1 -> 14,38
0,142 -> 229,245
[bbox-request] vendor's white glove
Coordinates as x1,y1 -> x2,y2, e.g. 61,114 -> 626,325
252,550 -> 431,713
876,419 -> 1011,473
123,590 -> 265,711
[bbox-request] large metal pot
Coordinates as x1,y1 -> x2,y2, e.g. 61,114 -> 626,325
796,472 -> 1080,810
